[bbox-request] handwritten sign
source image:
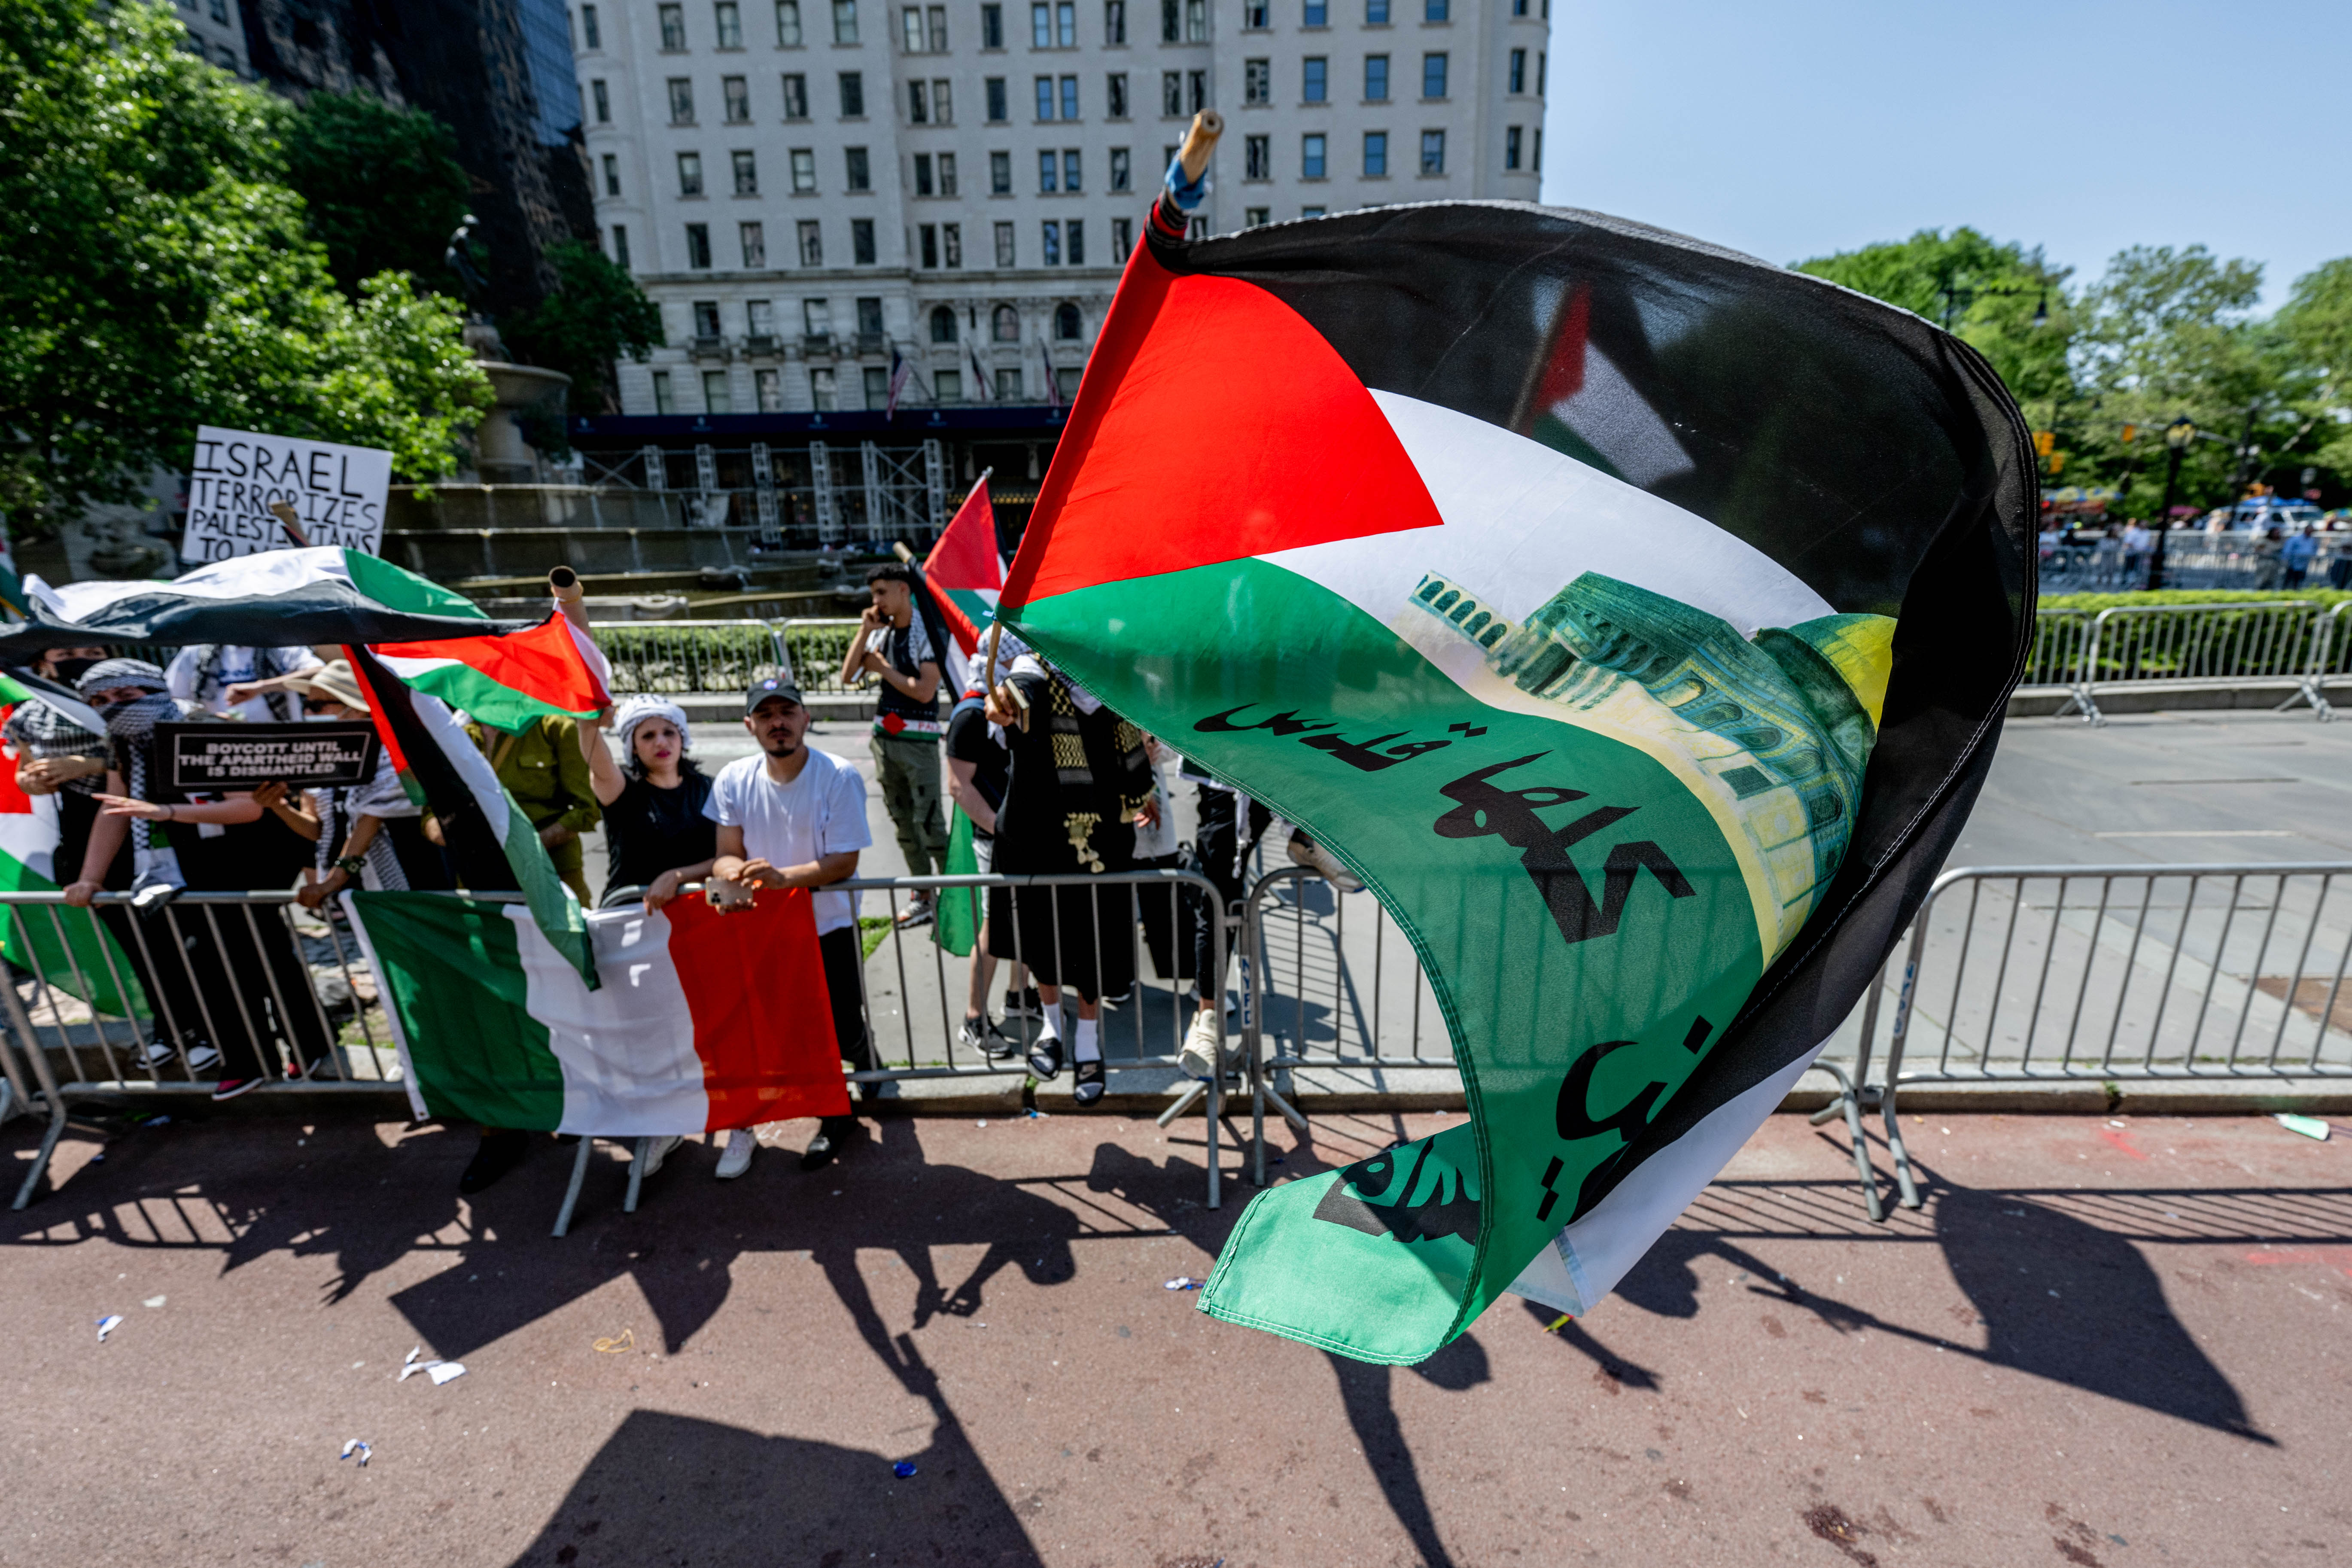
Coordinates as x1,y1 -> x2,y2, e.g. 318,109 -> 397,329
155,723 -> 382,793
183,426 -> 391,563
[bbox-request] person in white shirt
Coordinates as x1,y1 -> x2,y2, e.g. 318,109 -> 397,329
703,678 -> 875,1176
170,643 -> 323,724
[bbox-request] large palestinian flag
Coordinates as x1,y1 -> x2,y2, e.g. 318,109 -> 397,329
920,477 -> 1004,695
998,203 -> 2033,1364
344,887 -> 851,1134
371,614 -> 611,733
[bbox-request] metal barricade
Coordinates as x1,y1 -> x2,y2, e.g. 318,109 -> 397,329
1816,862 -> 2352,1219
776,618 -> 864,696
595,620 -> 791,695
2286,600 -> 2351,721
2061,600 -> 2328,724
2025,608 -> 2092,690
1241,865 -> 1449,1069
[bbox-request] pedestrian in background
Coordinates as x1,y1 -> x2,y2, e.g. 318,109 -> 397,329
2282,525 -> 2318,589
841,563 -> 946,929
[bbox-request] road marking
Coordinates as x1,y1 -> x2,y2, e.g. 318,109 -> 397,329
2092,830 -> 2300,838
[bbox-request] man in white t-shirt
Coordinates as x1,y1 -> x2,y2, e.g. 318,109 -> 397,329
169,643 -> 323,723
705,677 -> 875,1176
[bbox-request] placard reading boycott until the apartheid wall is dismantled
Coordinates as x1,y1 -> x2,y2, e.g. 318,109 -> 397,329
183,426 -> 392,562
155,724 -> 382,794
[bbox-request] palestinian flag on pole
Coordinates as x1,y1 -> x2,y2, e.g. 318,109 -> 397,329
370,615 -> 611,733
344,887 -> 851,1133
998,203 -> 2034,1363
6,546 -> 499,654
920,475 -> 1004,695
0,678 -> 145,1017
345,643 -> 598,986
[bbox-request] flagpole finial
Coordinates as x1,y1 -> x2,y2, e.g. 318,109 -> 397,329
549,565 -> 590,635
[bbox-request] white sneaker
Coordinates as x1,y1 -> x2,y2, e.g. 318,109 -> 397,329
715,1128 -> 756,1180
638,1134 -> 682,1178
1179,1009 -> 1226,1079
1287,831 -> 1361,892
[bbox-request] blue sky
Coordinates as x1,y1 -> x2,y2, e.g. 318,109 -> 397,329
1537,0 -> 2352,309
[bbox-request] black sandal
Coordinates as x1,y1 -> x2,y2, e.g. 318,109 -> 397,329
1027,1038 -> 1064,1080
1072,1057 -> 1106,1107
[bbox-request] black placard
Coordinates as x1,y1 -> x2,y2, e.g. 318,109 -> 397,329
156,722 -> 381,793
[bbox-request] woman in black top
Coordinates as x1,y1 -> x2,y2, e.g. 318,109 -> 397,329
579,697 -> 718,910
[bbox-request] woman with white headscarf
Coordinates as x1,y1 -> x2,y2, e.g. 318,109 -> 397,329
577,695 -> 718,912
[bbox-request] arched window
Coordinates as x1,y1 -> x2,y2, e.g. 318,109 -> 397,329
928,305 -> 957,344
991,303 -> 1021,343
1053,301 -> 1082,341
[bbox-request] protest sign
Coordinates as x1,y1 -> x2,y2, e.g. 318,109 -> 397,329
184,427 -> 392,563
155,723 -> 381,793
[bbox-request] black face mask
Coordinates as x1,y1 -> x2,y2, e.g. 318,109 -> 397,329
49,657 -> 100,685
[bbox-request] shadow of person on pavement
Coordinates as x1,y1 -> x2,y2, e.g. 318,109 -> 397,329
1323,1335 -> 1490,1568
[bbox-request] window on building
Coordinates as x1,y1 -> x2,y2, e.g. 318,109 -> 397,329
1053,301 -> 1081,339
992,303 -> 1019,341
1159,0 -> 1176,41
1104,0 -> 1125,42
943,221 -> 961,264
860,296 -> 884,332
660,2 -> 686,47
1035,74 -> 1054,119
1423,0 -> 1445,17
1041,221 -> 1061,264
810,366 -> 837,409
777,0 -> 803,43
652,369 -> 675,413
1243,134 -> 1268,180
901,4 -> 923,51
782,72 -> 808,115
919,223 -> 938,267
1419,127 -> 1443,173
1302,56 -> 1325,101
1185,0 -> 1205,39
1532,126 -> 1541,170
990,149 -> 1012,191
685,222 -> 713,267
930,305 -> 958,343
678,151 -> 706,194
981,1 -> 1002,45
1242,0 -> 1266,25
930,78 -> 952,120
832,0 -> 858,41
914,151 -> 934,193
1059,74 -> 1078,118
851,217 -> 876,262
1302,0 -> 1325,24
1059,0 -> 1077,43
839,70 -> 864,115
845,146 -> 870,189
1361,128 -> 1385,174
1160,70 -> 1181,116
1187,68 -> 1206,111
1508,46 -> 1524,93
790,147 -> 817,189
1421,51 -> 1445,97
936,150 -> 958,192
723,74 -> 751,120
910,80 -> 929,122
798,219 -> 823,263
1364,53 -> 1387,98
601,153 -> 621,195
691,300 -> 717,344
749,299 -> 776,336
1301,204 -> 1325,217
1111,215 -> 1131,260
668,77 -> 696,123
732,149 -> 758,192
1037,148 -> 1058,192
994,224 -> 1016,267
591,79 -> 610,121
1301,132 -> 1325,177
1030,1 -> 1050,45
996,367 -> 1023,400
756,368 -> 784,410
715,0 -> 743,46
1243,58 -> 1268,104
1062,148 -> 1081,189
805,298 -> 832,335
1536,51 -> 1545,94
1244,206 -> 1269,228
611,223 -> 632,268
1366,0 -> 1387,19
935,368 -> 962,403
1512,0 -> 1526,12
1109,145 -> 1130,190
1107,71 -> 1127,117
741,220 -> 767,264
582,3 -> 602,47
1504,124 -> 1521,169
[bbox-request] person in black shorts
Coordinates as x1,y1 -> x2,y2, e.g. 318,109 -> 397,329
943,677 -> 1027,1057
577,697 -> 719,911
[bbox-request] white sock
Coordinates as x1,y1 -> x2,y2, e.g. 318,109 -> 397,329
1072,1017 -> 1100,1065
1038,1005 -> 1062,1042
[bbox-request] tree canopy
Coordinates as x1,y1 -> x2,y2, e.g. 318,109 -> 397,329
0,0 -> 490,530
502,241 -> 668,420
278,88 -> 474,295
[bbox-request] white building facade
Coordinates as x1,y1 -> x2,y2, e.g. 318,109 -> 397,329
572,0 -> 1550,418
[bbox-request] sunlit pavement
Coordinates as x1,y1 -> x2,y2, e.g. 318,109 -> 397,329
5,1103 -> 2346,1566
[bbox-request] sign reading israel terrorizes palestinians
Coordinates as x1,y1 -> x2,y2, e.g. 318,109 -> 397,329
183,426 -> 393,562
155,722 -> 381,793
995,202 -> 2033,1365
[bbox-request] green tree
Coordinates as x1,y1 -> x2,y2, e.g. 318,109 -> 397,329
1793,227 -> 2075,405
502,240 -> 667,418
2276,258 -> 2352,475
0,0 -> 491,530
279,89 -> 474,296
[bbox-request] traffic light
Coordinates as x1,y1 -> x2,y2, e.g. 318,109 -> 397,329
2120,423 -> 2138,444
2033,430 -> 2056,457
2048,452 -> 2066,475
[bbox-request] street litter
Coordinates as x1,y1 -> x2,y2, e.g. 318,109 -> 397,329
593,1330 -> 635,1353
892,1460 -> 918,1478
143,1295 -> 165,1309
95,1314 -> 123,1342
1165,1276 -> 1203,1291
399,1346 -> 468,1384
2274,1113 -> 2331,1141
1542,1313 -> 1573,1333
340,1439 -> 371,1468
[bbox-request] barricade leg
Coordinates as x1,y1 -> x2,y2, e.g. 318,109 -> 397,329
552,1136 -> 594,1238
1880,1082 -> 1923,1210
1809,1059 -> 1884,1224
624,1136 -> 651,1214
12,1092 -> 69,1211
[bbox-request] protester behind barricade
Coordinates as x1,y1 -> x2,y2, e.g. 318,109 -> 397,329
842,563 -> 946,929
983,651 -> 1156,1107
944,671 -> 1025,1057
468,712 -> 600,907
251,661 -> 450,905
577,696 -> 718,912
704,678 -> 875,1176
179,642 -> 323,723
1174,757 -> 1272,1078
8,645 -> 116,889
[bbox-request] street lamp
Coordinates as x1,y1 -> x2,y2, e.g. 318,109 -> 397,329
2144,416 -> 2197,591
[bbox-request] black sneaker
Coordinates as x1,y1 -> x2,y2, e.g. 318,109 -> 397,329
800,1115 -> 857,1172
1007,986 -> 1043,1018
459,1129 -> 532,1194
957,1016 -> 1020,1059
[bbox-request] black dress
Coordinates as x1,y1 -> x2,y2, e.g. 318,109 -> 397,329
983,669 -> 1154,1000
600,771 -> 719,907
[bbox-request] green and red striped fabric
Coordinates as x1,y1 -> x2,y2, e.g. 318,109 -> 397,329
369,614 -> 609,735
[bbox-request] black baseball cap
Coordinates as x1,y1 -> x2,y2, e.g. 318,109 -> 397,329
743,677 -> 806,714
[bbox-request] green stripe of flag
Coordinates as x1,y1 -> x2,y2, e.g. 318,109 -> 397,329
351,891 -> 564,1130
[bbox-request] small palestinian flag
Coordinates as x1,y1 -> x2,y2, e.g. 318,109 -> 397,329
344,887 -> 851,1134
370,615 -> 611,734
0,678 -> 144,1018
919,476 -> 1004,695
1000,203 -> 2033,1363
6,546 -> 499,654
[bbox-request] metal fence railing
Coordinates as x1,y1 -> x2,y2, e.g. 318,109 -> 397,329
1817,862 -> 2352,1219
2055,600 -> 2340,723
597,620 -> 792,696
777,618 -> 864,697
2026,609 -> 2093,688
2039,538 -> 2350,594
